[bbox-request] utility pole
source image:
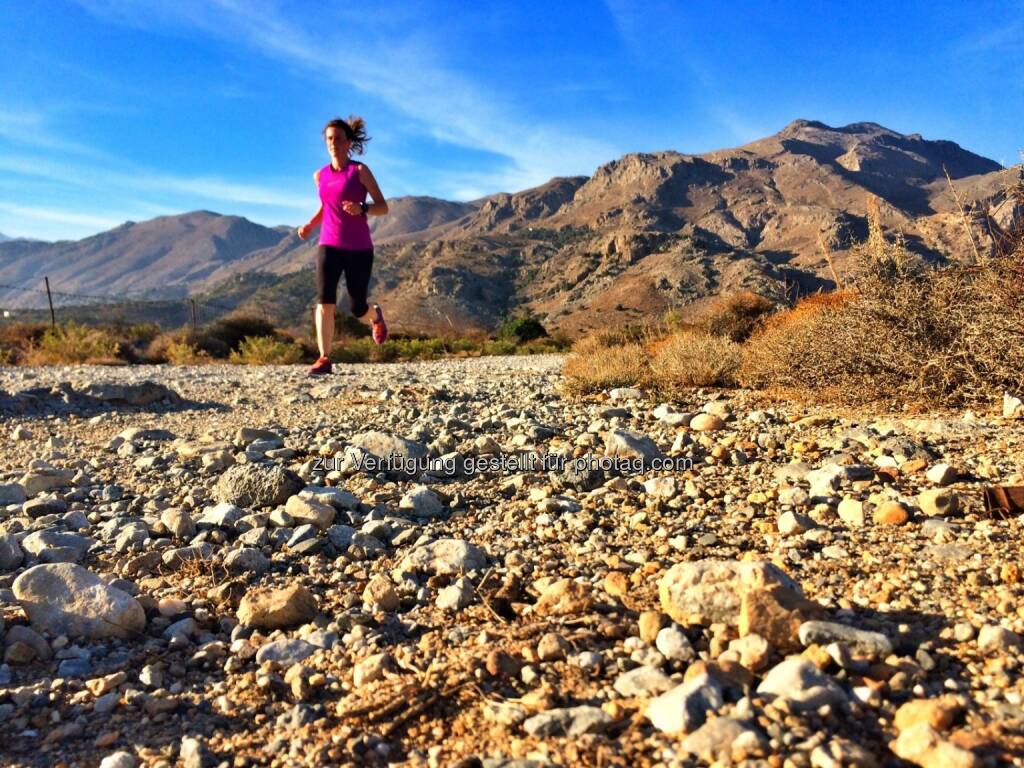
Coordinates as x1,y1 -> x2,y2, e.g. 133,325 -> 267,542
44,276 -> 55,329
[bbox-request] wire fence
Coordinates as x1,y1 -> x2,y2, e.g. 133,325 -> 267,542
0,276 -> 242,332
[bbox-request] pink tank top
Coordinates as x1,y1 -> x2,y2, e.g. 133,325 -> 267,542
318,162 -> 373,250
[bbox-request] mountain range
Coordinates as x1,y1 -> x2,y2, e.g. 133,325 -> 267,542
1,119 -> 1019,336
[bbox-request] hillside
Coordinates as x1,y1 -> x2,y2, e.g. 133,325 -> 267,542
1,120 -> 1016,335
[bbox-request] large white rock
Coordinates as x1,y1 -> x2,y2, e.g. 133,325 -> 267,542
13,564 -> 145,640
398,538 -> 487,575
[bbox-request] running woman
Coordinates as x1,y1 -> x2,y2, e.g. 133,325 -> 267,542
297,116 -> 389,375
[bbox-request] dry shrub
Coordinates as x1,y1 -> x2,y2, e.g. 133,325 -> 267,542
740,197 -> 1024,405
562,330 -> 651,395
683,291 -> 776,341
0,322 -> 49,363
23,322 -> 124,365
650,330 -> 742,390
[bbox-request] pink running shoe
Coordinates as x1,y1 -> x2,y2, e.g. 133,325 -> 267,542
308,356 -> 332,375
371,304 -> 388,345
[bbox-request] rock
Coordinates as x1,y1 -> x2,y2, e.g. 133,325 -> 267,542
645,674 -> 724,734
160,508 -> 196,539
873,501 -> 910,525
894,697 -> 962,733
0,483 -> 26,505
353,652 -> 391,686
13,563 -> 145,640
638,610 -> 666,643
255,638 -> 317,667
680,716 -> 765,763
892,722 -> 981,768
778,510 -> 816,535
18,467 -> 75,497
398,538 -> 487,575
977,624 -> 1021,653
536,632 -> 569,662
656,626 -> 696,662
161,544 -> 213,568
196,502 -> 244,528
534,578 -> 593,616
179,735 -> 210,768
399,486 -> 447,518
299,486 -> 360,511
926,463 -> 957,486
798,621 -> 893,659
1003,393 -> 1024,419
99,752 -> 138,768
237,584 -> 317,629
603,429 -> 665,464
690,414 -> 725,432
436,577 -> 474,611
660,560 -> 797,625
237,427 -> 281,444
614,665 -> 674,697
362,575 -> 400,611
643,477 -> 678,498
11,425 -> 32,441
609,387 -> 643,401
214,464 -> 303,508
728,634 -> 771,672
81,381 -> 181,405
837,497 -> 865,526
918,489 -> 959,518
284,495 -> 336,530
224,547 -> 270,575
349,431 -> 428,471
0,534 -> 24,571
756,658 -> 848,711
522,706 -> 612,737
4,624 -> 53,662
326,524 -> 356,549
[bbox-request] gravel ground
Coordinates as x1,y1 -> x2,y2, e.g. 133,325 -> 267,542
1,355 -> 1023,768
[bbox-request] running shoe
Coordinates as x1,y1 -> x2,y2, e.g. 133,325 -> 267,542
371,304 -> 388,345
308,356 -> 332,375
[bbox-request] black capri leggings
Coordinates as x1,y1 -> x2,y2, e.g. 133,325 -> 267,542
315,246 -> 374,316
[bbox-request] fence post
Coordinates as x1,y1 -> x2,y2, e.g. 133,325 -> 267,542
190,298 -> 197,336
44,276 -> 55,329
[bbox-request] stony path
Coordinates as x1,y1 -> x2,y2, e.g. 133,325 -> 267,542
1,356 -> 1023,767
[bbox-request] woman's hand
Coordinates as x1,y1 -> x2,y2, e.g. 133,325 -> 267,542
297,224 -> 311,240
341,200 -> 364,216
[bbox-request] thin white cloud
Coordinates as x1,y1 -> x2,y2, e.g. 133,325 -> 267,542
0,153 -> 309,211
0,202 -> 120,229
73,0 -> 616,194
0,108 -> 115,160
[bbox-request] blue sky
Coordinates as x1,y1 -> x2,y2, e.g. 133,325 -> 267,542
1,0 -> 1021,241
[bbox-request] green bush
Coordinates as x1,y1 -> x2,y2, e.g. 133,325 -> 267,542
228,335 -> 304,365
25,322 -> 123,364
208,313 -> 277,352
498,311 -> 548,343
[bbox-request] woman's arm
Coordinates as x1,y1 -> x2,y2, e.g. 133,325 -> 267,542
297,170 -> 323,239
297,205 -> 322,240
357,164 -> 389,216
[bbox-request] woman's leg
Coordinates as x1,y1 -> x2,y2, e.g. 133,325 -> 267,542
315,246 -> 344,357
315,303 -> 335,357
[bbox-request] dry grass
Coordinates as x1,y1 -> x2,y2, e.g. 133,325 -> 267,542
650,331 -> 741,389
562,330 -> 652,395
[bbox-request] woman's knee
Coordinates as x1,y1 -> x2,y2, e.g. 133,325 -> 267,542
349,298 -> 369,317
